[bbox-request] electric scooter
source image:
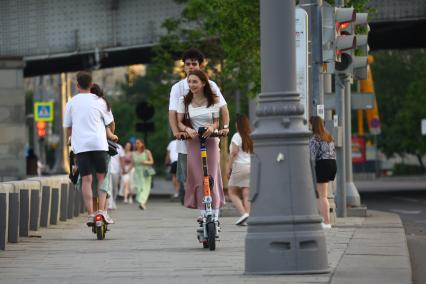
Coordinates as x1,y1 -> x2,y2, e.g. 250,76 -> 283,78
89,198 -> 108,240
195,127 -> 223,251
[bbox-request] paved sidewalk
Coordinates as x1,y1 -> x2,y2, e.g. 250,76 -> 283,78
0,198 -> 411,283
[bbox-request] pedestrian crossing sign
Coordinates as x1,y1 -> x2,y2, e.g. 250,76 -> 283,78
34,102 -> 54,122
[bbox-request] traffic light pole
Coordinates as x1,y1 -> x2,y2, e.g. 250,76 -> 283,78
300,0 -> 336,223
300,0 -> 324,116
245,0 -> 328,274
335,74 -> 347,217
344,77 -> 361,206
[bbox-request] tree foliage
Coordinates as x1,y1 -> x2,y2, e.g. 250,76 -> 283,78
117,0 -> 375,167
371,49 -> 426,169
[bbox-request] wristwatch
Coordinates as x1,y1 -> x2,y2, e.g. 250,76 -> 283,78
223,124 -> 229,129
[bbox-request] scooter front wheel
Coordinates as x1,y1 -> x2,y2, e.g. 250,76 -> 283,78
207,222 -> 216,251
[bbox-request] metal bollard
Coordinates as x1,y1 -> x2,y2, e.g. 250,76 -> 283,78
60,184 -> 68,222
40,186 -> 50,227
73,188 -> 80,217
50,188 -> 59,225
0,192 -> 7,250
8,192 -> 19,243
19,189 -> 29,237
67,184 -> 75,219
30,189 -> 40,231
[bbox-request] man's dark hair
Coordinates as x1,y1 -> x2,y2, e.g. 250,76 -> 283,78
76,71 -> 93,90
181,48 -> 204,64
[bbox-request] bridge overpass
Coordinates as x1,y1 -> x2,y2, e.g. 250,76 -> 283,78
0,0 -> 425,77
0,0 -> 425,179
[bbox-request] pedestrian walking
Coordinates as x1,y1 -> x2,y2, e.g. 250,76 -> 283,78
63,73 -> 115,225
177,70 -> 224,221
165,139 -> 179,200
131,139 -> 155,210
108,142 -> 123,210
309,116 -> 337,229
88,84 -> 122,211
168,48 -> 230,207
26,148 -> 40,176
226,114 -> 252,225
120,142 -> 134,204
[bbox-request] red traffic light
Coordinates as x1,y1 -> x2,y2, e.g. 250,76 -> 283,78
336,22 -> 350,32
36,121 -> 46,137
37,128 -> 46,137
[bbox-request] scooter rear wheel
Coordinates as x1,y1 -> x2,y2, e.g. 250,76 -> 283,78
96,225 -> 105,240
207,222 -> 216,251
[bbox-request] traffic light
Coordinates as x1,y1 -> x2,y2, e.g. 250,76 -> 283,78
36,121 -> 46,137
135,122 -> 155,132
135,101 -> 155,134
135,101 -> 155,121
334,8 -> 356,73
352,13 -> 370,80
321,2 -> 336,74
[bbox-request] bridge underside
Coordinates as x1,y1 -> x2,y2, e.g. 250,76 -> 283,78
24,46 -> 154,77
24,19 -> 426,77
369,19 -> 426,50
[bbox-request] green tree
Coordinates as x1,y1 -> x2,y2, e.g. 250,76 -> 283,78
371,49 -> 426,166
393,55 -> 426,170
118,0 -> 373,167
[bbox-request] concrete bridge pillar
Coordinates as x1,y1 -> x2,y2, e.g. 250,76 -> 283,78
0,57 -> 26,181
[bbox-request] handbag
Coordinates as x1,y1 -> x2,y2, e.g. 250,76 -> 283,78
143,166 -> 156,177
107,140 -> 119,156
68,150 -> 79,184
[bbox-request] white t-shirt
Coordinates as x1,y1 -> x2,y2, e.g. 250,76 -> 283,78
63,93 -> 114,154
230,132 -> 251,165
109,144 -> 124,174
177,96 -> 220,132
167,140 -> 178,163
169,78 -> 226,154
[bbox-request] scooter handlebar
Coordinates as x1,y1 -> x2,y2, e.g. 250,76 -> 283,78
175,127 -> 227,140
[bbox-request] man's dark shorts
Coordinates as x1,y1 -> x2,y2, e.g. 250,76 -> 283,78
75,151 -> 108,176
170,161 -> 178,175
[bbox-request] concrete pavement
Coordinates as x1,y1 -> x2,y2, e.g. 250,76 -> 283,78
0,180 -> 412,284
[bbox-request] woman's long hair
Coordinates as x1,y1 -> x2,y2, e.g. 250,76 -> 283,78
184,70 -> 217,108
90,83 -> 111,111
310,116 -> 333,142
236,114 -> 253,154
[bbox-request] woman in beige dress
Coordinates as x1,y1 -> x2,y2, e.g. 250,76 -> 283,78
226,114 -> 252,225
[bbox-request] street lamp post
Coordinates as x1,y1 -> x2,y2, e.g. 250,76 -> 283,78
245,0 -> 328,274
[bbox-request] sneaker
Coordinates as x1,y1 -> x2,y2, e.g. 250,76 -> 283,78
99,210 -> 115,224
170,193 -> 179,201
235,213 -> 249,226
86,214 -> 95,226
128,197 -> 133,204
321,223 -> 332,229
108,200 -> 117,210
